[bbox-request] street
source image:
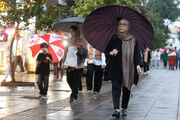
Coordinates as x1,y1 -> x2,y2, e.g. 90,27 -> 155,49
0,0 -> 180,120
0,68 -> 179,120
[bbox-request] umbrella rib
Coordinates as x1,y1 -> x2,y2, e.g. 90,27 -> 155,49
50,40 -> 65,49
87,23 -> 117,52
48,45 -> 59,62
102,24 -> 117,51
85,21 -> 115,43
132,24 -> 153,39
85,15 -> 115,25
133,24 -> 153,41
131,26 -> 151,49
84,20 -> 115,34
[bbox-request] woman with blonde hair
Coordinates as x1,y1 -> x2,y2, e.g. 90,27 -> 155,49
105,19 -> 141,118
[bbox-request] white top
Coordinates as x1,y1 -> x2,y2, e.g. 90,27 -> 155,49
151,51 -> 155,60
168,52 -> 176,56
154,51 -> 161,60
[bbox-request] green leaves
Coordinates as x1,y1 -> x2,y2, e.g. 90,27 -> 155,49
72,0 -> 143,18
0,0 -> 60,31
0,0 -> 33,28
177,31 -> 180,42
141,0 -> 180,49
145,0 -> 180,22
152,27 -> 169,49
36,5 -> 59,30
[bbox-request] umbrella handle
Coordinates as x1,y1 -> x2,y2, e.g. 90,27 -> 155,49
114,48 -> 118,56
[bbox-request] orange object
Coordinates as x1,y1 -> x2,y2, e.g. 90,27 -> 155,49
57,30 -> 67,36
169,56 -> 176,66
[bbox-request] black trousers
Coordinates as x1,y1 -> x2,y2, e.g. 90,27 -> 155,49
144,62 -> 149,72
67,69 -> 82,100
13,56 -> 24,72
86,64 -> 103,93
79,69 -> 83,91
37,74 -> 49,96
112,79 -> 131,109
163,60 -> 168,67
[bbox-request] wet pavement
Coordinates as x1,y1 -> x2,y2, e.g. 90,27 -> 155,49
0,68 -> 180,120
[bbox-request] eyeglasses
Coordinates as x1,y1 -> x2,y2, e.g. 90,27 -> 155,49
119,22 -> 129,26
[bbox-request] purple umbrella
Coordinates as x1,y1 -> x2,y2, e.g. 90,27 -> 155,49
83,5 -> 154,52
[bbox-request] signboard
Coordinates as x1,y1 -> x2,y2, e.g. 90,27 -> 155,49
0,50 -> 6,70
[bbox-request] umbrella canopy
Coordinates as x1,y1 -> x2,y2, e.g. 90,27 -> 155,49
30,33 -> 67,62
159,48 -> 165,53
52,17 -> 85,34
83,5 -> 154,52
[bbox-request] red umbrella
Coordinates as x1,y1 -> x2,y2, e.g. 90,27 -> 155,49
159,48 -> 164,53
30,33 -> 67,62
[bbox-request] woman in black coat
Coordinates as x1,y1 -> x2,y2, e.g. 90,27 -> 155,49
105,19 -> 141,118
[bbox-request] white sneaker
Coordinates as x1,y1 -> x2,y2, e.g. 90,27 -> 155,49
93,91 -> 99,94
41,95 -> 48,100
147,71 -> 150,74
79,91 -> 83,93
87,90 -> 91,93
144,72 -> 147,75
70,98 -> 77,103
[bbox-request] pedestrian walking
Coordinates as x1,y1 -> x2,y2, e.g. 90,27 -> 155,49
1,37 -> 14,82
105,19 -> 141,118
155,49 -> 161,68
13,34 -> 25,72
168,49 -> 176,70
143,47 -> 151,74
61,25 -> 87,103
36,43 -> 52,100
177,49 -> 180,70
85,44 -> 106,94
151,50 -> 156,68
82,5 -> 153,118
174,47 -> 179,69
161,50 -> 168,68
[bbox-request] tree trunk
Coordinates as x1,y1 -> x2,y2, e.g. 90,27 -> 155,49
10,23 -> 19,83
35,16 -> 38,34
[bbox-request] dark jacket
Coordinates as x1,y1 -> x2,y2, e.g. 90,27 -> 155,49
176,52 -> 180,59
104,35 -> 141,81
161,53 -> 168,61
77,47 -> 88,64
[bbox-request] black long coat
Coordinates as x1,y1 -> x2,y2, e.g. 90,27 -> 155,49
104,35 -> 141,83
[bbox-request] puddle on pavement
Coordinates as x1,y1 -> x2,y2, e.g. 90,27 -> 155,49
20,96 -> 40,99
51,90 -> 70,92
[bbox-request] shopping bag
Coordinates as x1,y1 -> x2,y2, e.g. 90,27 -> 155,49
64,46 -> 77,68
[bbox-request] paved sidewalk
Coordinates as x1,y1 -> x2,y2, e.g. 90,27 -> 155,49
0,69 -> 180,120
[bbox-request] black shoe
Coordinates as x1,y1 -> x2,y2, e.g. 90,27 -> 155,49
121,109 -> 127,117
70,98 -> 77,103
38,95 -> 42,99
112,111 -> 120,118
